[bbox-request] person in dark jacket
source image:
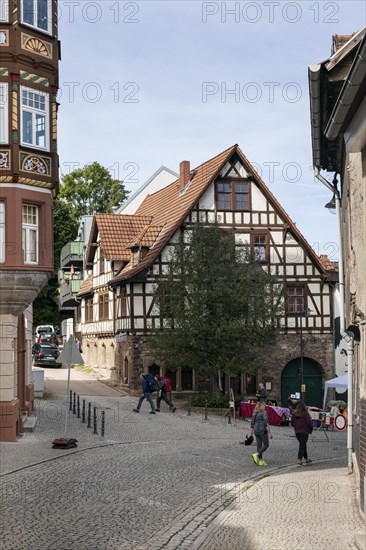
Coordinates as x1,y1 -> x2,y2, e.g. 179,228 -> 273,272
291,401 -> 313,465
133,373 -> 156,414
155,375 -> 176,413
248,401 -> 273,466
255,383 -> 268,403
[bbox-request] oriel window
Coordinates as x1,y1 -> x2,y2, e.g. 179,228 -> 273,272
22,204 -> 38,264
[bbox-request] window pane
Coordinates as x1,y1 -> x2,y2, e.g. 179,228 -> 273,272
235,194 -> 248,209
23,0 -> 34,25
35,114 -> 45,147
22,111 -> 33,144
37,0 -> 48,30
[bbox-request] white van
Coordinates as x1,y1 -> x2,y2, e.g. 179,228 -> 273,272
35,325 -> 55,342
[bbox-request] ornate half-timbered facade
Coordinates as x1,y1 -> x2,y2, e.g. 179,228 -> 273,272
0,0 -> 60,440
80,145 -> 336,407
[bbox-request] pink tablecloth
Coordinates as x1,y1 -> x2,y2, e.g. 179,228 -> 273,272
239,402 -> 291,426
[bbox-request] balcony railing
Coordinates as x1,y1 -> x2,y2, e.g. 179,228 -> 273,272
59,279 -> 84,309
60,241 -> 84,268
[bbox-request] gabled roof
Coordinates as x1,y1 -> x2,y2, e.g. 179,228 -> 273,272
127,224 -> 164,249
77,275 -> 93,297
110,144 -> 329,285
85,213 -> 153,267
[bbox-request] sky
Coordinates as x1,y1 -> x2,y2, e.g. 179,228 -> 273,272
57,0 -> 366,260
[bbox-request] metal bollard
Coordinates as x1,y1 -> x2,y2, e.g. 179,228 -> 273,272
87,402 -> 91,428
204,399 -> 208,421
82,399 -> 86,423
101,410 -> 105,438
69,390 -> 73,412
73,392 -> 76,414
187,396 -> 192,416
77,395 -> 80,419
228,409 -> 232,424
93,406 -> 98,435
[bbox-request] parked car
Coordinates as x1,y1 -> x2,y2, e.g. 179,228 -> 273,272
32,343 -> 62,368
35,324 -> 55,343
37,333 -> 60,346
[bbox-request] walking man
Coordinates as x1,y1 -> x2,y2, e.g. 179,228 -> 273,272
133,373 -> 156,414
155,375 -> 176,412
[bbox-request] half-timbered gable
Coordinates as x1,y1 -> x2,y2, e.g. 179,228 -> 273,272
80,145 -> 336,405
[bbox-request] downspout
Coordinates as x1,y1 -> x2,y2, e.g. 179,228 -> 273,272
314,167 -> 354,474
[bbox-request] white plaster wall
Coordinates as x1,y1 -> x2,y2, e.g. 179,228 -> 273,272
251,185 -> 268,211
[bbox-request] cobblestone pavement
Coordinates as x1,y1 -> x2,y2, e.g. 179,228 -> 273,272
0,392 -> 364,550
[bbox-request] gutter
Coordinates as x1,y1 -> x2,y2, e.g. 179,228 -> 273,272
325,35 -> 366,140
308,64 -> 322,168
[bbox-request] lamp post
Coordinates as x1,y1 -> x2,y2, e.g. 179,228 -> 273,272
299,307 -> 311,402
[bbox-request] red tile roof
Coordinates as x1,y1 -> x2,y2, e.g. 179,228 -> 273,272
77,275 -> 93,297
110,144 -> 329,285
85,213 -> 153,266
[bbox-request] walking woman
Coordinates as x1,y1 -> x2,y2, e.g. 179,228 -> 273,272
291,401 -> 313,466
248,401 -> 273,466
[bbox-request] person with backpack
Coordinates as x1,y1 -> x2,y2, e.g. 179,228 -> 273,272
133,373 -> 156,414
155,375 -> 176,412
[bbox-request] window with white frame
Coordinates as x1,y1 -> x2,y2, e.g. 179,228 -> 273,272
0,83 -> 8,144
21,0 -> 51,34
22,204 -> 38,264
21,86 -> 49,150
0,202 -> 5,263
0,0 -> 8,22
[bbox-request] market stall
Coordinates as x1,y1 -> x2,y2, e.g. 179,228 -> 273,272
239,402 -> 291,426
322,375 -> 348,409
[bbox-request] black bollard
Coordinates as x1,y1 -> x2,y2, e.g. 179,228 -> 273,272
187,396 -> 192,416
82,399 -> 86,423
101,410 -> 105,438
77,395 -> 80,419
204,399 -> 208,421
228,409 -> 232,424
93,406 -> 98,435
69,390 -> 72,411
73,392 -> 76,414
87,402 -> 91,428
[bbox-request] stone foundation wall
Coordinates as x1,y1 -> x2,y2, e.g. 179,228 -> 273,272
261,332 -> 334,404
82,337 -> 117,379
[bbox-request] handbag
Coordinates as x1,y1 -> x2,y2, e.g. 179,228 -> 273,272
244,434 -> 254,446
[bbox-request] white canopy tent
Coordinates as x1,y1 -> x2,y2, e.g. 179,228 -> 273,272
323,375 -> 348,408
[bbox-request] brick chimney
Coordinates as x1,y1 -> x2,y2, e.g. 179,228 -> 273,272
179,160 -> 190,190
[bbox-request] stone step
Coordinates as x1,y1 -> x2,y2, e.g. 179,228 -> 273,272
22,415 -> 37,432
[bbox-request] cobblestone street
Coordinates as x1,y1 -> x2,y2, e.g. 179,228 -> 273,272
1,387 -> 363,550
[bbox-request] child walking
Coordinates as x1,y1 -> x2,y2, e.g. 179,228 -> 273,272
248,401 -> 272,466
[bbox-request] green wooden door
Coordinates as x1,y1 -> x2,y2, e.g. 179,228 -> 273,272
281,358 -> 323,408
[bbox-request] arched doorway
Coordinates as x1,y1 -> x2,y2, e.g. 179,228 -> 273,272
281,358 -> 323,408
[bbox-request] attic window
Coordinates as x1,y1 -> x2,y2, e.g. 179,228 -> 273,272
215,180 -> 250,210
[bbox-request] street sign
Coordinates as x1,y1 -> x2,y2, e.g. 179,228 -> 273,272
334,414 -> 347,431
57,336 -> 84,365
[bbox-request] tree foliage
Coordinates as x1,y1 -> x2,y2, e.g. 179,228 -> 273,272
59,162 -> 128,221
150,223 -> 283,378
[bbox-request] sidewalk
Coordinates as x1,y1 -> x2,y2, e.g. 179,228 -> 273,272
191,457 -> 365,550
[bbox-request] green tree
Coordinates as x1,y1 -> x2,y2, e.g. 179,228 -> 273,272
33,163 -> 128,326
150,223 -> 283,385
59,162 -> 128,221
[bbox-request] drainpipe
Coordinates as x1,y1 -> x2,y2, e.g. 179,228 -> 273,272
314,167 -> 354,474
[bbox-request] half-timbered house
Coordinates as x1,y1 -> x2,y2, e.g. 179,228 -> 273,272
80,145 -> 336,407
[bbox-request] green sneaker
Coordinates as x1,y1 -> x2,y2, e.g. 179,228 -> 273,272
258,459 -> 268,466
251,453 -> 259,465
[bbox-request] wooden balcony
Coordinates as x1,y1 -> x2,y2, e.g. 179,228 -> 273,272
59,279 -> 84,309
60,241 -> 84,268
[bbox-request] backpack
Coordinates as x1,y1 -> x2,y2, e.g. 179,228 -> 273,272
160,376 -> 172,393
145,372 -> 158,393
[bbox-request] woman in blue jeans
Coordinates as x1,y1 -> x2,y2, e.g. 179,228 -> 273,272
291,401 -> 313,466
